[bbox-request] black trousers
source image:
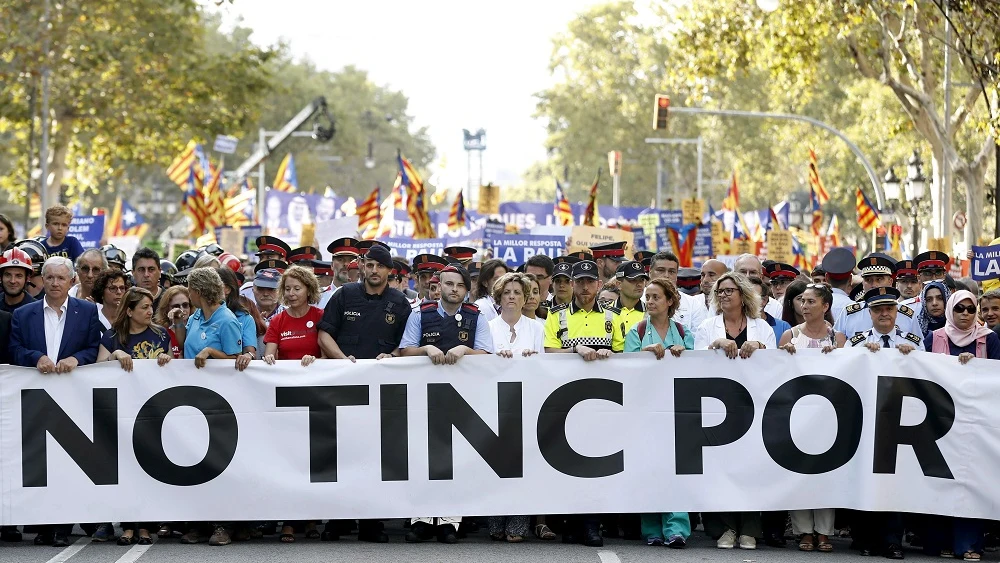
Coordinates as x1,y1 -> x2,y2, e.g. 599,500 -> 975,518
851,511 -> 904,552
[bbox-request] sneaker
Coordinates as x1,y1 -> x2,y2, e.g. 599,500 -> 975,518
667,534 -> 687,548
180,529 -> 203,544
739,534 -> 757,549
208,526 -> 231,546
92,523 -> 116,542
717,529 -> 737,549
646,537 -> 664,546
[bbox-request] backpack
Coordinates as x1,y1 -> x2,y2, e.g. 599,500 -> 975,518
636,319 -> 684,342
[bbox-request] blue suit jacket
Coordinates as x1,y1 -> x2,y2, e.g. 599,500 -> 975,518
10,297 -> 103,367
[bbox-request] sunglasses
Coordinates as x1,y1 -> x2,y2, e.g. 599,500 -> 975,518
171,302 -> 192,310
953,304 -> 977,314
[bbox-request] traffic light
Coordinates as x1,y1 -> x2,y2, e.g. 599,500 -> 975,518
653,94 -> 670,130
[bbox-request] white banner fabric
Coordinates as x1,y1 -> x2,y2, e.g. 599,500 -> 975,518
0,349 -> 996,525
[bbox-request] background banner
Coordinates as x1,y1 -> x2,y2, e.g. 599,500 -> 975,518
490,234 -> 565,266
0,350 -> 994,524
68,215 -> 106,250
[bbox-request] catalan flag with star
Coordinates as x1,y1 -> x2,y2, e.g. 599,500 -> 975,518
107,197 -> 149,239
398,152 -> 435,239
807,148 -> 831,205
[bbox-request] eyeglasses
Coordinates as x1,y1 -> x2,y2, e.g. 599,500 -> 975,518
107,285 -> 127,293
78,266 -> 101,274
806,283 -> 831,291
715,287 -> 738,296
953,304 -> 977,314
171,302 -> 191,310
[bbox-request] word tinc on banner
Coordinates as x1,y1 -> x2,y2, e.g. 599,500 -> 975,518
492,235 -> 565,266
971,244 -> 1000,281
68,215 -> 106,250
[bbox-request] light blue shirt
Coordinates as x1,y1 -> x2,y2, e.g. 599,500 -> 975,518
184,303 -> 243,359
235,310 -> 258,354
625,318 -> 694,353
400,300 -> 494,353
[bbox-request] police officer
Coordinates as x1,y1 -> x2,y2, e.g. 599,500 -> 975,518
443,245 -> 476,267
254,236 -> 291,263
836,255 -> 918,337
895,259 -> 922,302
821,247 -> 856,321
764,262 -> 799,302
314,244 -> 410,543
613,261 -> 648,341
398,264 -> 492,544
914,250 -> 950,283
410,254 -> 448,310
550,261 -> 574,307
590,241 -> 627,282
677,267 -> 701,296
319,237 -> 361,308
810,265 -> 826,284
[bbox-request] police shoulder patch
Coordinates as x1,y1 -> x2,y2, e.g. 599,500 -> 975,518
904,332 -> 921,344
549,303 -> 569,313
461,302 -> 480,314
849,332 -> 867,346
845,303 -> 864,315
604,304 -> 622,314
420,302 -> 438,312
898,305 -> 914,318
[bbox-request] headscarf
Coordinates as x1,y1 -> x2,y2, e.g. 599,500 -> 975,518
917,280 -> 950,336
944,290 -> 993,347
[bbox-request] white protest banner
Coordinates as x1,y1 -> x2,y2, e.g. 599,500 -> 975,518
384,237 -> 446,260
2,350 -> 995,525
314,216 -> 359,253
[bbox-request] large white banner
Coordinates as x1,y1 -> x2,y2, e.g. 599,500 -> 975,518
0,349 -> 995,525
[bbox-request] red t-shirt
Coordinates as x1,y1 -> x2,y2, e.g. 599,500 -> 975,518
263,306 -> 324,360
167,328 -> 182,359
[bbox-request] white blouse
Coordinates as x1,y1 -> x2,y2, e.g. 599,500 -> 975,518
489,315 -> 545,354
694,314 -> 777,351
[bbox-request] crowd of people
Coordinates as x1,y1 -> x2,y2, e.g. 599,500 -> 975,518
0,204 -> 996,560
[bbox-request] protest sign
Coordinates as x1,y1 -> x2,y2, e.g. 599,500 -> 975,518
972,244 -> 1000,281
491,234 -> 565,266
68,215 -> 106,250
567,226 -> 634,258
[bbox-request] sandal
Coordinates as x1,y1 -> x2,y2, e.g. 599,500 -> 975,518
534,524 -> 556,540
137,535 -> 152,546
507,534 -> 523,543
280,526 -> 295,543
799,534 -> 815,551
490,532 -> 505,541
963,552 -> 981,561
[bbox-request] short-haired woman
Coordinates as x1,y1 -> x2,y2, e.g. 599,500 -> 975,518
474,259 -> 509,320
96,287 -> 171,545
777,282 -> 845,552
155,286 -> 191,359
93,269 -> 130,330
695,272 -> 774,550
625,278 -> 692,547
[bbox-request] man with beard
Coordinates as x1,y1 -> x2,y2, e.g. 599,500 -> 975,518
590,241 -> 627,282
0,249 -> 35,313
69,249 -> 107,301
318,238 -> 360,308
399,264 -> 492,544
316,244 -> 411,543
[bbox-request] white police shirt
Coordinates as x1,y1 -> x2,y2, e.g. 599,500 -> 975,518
831,288 -> 853,322
835,300 -> 918,337
848,327 -> 923,348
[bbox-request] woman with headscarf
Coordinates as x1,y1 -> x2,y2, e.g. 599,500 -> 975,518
917,280 -> 950,340
921,290 -> 999,561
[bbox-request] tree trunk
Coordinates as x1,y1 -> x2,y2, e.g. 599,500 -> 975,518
930,150 -> 944,241
958,166 -> 984,245
43,114 -> 73,217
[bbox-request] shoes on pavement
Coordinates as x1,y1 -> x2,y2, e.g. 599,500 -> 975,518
765,532 -> 786,547
717,529 -> 737,549
52,533 -> 69,547
436,525 -> 458,544
34,532 -> 53,546
233,527 -> 251,542
646,536 -> 664,546
0,527 -> 21,542
180,529 -> 203,544
405,522 -> 432,543
583,529 -> 603,548
667,535 -> 687,548
885,543 -> 905,559
91,523 -> 116,543
208,526 -> 231,546
739,534 -> 757,549
359,530 -> 389,543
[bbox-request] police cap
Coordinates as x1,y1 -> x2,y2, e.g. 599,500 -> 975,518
615,260 -> 649,280
914,251 -> 950,271
858,253 -> 896,277
572,260 -> 600,280
821,247 -> 856,280
864,286 -> 901,307
590,241 -> 627,261
552,262 -> 573,280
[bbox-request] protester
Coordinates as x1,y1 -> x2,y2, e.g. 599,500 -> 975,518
550,262 -> 574,306
489,272 -> 544,359
613,261 -> 649,341
781,280 -> 808,326
524,254 -> 554,317
699,259 -> 729,308
261,265 -> 322,369
917,281 -> 950,340
154,285 -> 190,359
474,259 -> 509,321
93,269 -> 130,330
400,265 -> 492,544
649,252 -> 707,332
9,256 -> 102,547
751,276 -> 791,342
0,214 -> 15,251
217,267 -> 262,369
252,268 -> 284,323
132,248 -> 164,311
520,273 -> 545,327
0,248 -> 35,313
427,275 -> 442,301
980,289 -> 1000,332
598,281 -> 619,307
69,248 -> 107,301
626,278 -> 692,359
41,205 -> 84,262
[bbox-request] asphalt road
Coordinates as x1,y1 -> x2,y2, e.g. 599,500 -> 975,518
0,523 -> 994,563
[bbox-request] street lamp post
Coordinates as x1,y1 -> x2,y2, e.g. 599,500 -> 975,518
882,150 -> 927,257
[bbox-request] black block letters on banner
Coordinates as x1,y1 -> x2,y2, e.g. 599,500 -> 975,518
133,386 -> 238,486
762,375 -> 864,474
873,376 -> 956,479
536,379 -> 624,478
674,378 -> 754,475
380,384 -> 408,481
276,386 -> 369,483
21,389 -> 118,487
427,383 -> 523,480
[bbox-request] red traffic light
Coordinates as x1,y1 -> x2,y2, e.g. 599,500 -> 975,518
653,94 -> 670,130
657,96 -> 670,108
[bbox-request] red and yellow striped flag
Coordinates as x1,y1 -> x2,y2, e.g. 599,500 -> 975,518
808,148 -> 831,205
447,191 -> 466,231
722,171 -> 739,212
204,160 -> 227,228
582,169 -> 601,227
166,140 -> 201,188
855,187 -> 880,231
398,153 -> 435,239
356,186 -> 381,239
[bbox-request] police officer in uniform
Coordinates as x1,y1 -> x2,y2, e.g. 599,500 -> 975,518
821,247 -> 857,321
443,245 -> 476,267
764,262 -> 799,302
895,259 -> 922,302
590,241 -> 627,282
399,264 -> 493,544
914,250 -> 950,283
846,286 -> 916,560
315,244 -> 410,543
613,261 -> 648,341
836,255 -> 918,337
410,254 -> 449,310
255,235 -> 291,263
677,267 -> 701,296
318,238 -> 361,308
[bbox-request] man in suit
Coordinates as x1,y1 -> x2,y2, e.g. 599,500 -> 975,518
9,256 -> 103,546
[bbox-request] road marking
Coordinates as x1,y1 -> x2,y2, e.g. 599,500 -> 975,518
43,537 -> 89,563
597,550 -> 622,563
112,542 -> 154,563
